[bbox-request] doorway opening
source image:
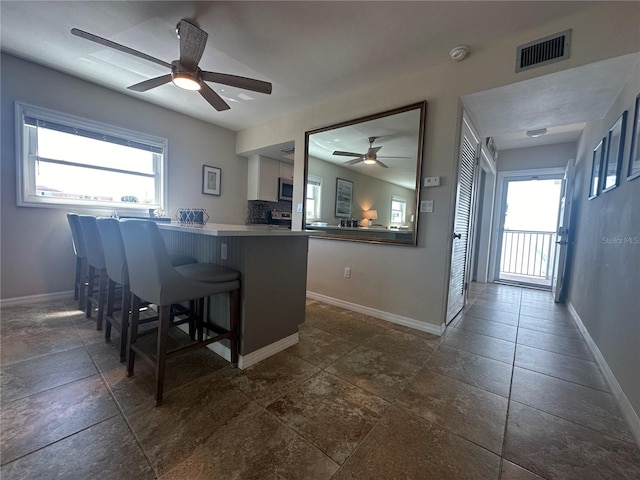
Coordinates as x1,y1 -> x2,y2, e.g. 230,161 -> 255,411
495,174 -> 563,288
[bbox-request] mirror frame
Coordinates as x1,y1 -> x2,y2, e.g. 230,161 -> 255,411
303,101 -> 427,245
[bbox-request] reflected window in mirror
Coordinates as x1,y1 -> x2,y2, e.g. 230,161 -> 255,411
391,195 -> 407,224
304,101 -> 426,245
306,175 -> 323,222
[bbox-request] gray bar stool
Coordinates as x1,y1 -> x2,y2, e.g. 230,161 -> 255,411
66,213 -> 88,311
77,214 -> 108,330
119,219 -> 240,406
95,217 -> 134,361
96,217 -> 199,362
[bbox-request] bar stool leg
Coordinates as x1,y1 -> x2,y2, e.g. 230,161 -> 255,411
105,279 -> 116,342
197,297 -> 206,342
127,295 -> 141,377
96,269 -> 108,331
78,257 -> 88,311
86,265 -> 96,317
73,257 -> 81,300
119,287 -> 131,362
155,305 -> 171,406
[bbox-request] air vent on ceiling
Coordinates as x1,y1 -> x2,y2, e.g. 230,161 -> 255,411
281,147 -> 295,154
516,29 -> 571,73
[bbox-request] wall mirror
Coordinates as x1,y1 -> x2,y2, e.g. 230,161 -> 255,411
304,101 -> 426,245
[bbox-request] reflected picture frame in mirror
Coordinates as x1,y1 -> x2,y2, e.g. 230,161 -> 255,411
303,101 -> 427,245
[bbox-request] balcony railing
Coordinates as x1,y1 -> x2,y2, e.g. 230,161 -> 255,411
499,230 -> 556,286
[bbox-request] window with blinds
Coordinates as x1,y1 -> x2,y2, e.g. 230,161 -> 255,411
16,102 -> 167,210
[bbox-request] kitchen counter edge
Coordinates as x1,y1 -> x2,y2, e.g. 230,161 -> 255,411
158,222 -> 320,237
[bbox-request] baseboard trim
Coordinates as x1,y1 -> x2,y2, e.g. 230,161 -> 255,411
176,324 -> 299,370
306,291 -> 445,336
567,302 -> 640,447
236,333 -> 299,369
0,290 -> 73,308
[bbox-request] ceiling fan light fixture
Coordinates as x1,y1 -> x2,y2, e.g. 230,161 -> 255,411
363,157 -> 377,165
526,128 -> 547,137
172,73 -> 201,91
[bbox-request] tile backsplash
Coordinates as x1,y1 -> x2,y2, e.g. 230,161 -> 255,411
247,200 -> 292,224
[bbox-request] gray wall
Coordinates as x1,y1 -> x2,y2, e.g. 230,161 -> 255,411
497,142 -> 577,172
237,2 -> 639,327
568,69 -> 640,414
1,54 -> 247,300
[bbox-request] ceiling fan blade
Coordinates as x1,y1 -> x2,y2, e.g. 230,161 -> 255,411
201,72 -> 272,95
71,28 -> 172,69
344,158 -> 363,165
333,150 -> 364,157
199,83 -> 230,111
376,160 -> 389,168
128,74 -> 172,92
378,156 -> 411,159
177,20 -> 208,69
368,146 -> 382,155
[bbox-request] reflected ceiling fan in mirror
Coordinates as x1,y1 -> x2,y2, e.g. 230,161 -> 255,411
333,136 -> 409,168
71,19 -> 272,111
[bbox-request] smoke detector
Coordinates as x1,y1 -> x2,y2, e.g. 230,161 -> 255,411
449,45 -> 469,61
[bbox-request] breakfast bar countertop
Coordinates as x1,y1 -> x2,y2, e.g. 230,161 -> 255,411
158,221 -> 311,367
158,222 -> 317,237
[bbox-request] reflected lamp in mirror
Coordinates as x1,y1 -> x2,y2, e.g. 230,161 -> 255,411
304,101 -> 426,245
363,209 -> 378,226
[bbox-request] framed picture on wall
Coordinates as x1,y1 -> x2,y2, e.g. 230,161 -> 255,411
627,94 -> 640,181
589,138 -> 606,199
335,178 -> 353,218
602,111 -> 627,193
202,165 -> 221,196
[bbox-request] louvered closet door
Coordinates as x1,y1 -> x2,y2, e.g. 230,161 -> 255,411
446,119 -> 479,324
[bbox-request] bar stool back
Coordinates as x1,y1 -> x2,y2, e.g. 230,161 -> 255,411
77,214 -> 108,330
66,213 -> 88,310
96,217 -> 131,361
119,219 -> 241,405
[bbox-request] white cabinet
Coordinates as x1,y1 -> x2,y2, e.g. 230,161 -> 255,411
248,155 -> 294,202
248,155 -> 279,201
279,161 -> 294,181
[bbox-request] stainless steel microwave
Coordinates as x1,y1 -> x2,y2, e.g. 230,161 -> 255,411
278,178 -> 293,201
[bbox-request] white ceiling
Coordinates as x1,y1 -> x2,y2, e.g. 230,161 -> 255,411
1,1 -> 636,157
463,54 -> 640,151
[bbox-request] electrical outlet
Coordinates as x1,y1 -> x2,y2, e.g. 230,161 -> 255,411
344,267 -> 351,279
221,243 -> 228,260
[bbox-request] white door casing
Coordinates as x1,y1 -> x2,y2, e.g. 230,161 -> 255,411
552,159 -> 575,302
446,116 -> 479,324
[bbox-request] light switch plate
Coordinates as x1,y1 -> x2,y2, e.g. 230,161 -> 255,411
297,203 -> 303,213
420,200 -> 434,213
424,176 -> 441,187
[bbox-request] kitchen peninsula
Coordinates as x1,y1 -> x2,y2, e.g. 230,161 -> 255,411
158,222 -> 312,368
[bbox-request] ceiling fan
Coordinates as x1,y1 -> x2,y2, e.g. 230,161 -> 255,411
71,19 -> 272,111
333,136 -> 409,168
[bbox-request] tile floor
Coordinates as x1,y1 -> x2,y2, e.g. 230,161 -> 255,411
1,283 -> 639,479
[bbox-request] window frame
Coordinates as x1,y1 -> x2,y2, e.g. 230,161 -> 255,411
306,174 -> 323,222
15,102 -> 168,212
390,194 -> 407,224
